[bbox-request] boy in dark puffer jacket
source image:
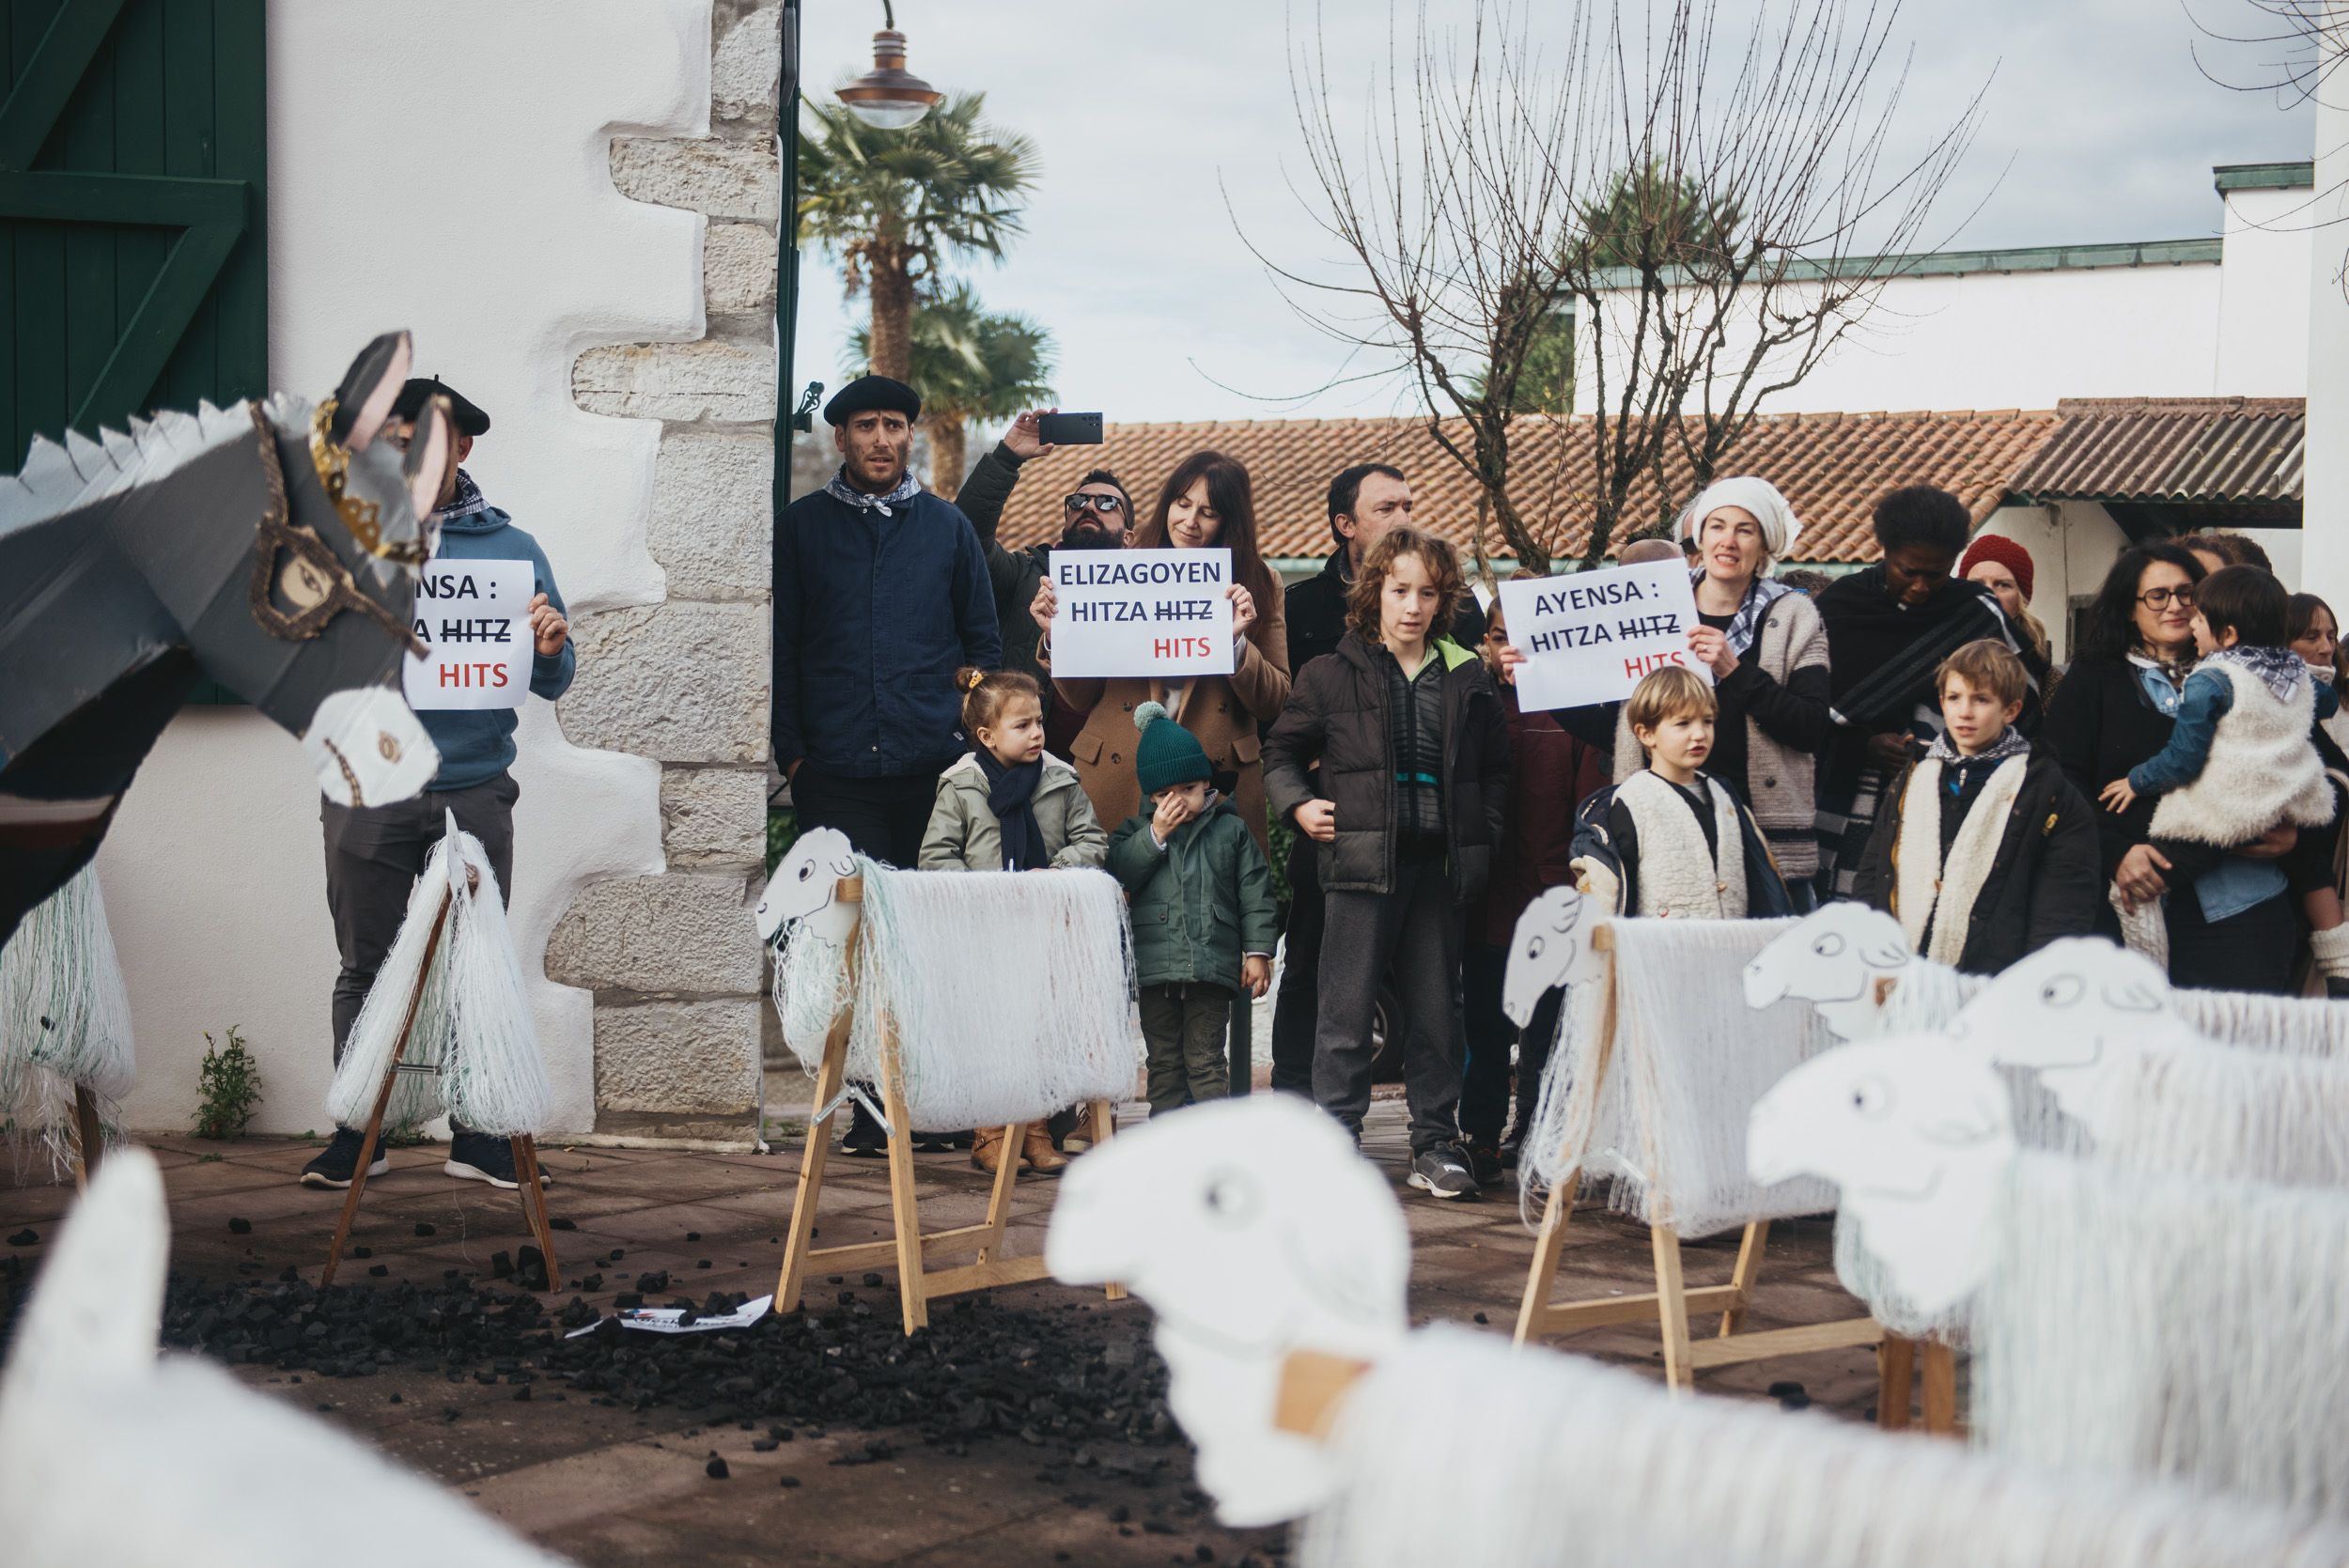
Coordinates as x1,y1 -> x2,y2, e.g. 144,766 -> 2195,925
1108,705 -> 1278,1115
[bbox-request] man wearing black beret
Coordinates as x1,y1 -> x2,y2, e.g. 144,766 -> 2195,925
302,376 -> 575,1194
773,373 -> 1002,1151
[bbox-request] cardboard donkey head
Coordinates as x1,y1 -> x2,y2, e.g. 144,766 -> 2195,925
1048,1096 -> 1409,1527
0,331 -> 455,944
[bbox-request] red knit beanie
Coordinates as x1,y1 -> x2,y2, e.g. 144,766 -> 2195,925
1957,533 -> 2035,604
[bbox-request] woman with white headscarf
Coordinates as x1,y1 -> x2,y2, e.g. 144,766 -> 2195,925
1611,476 -> 1833,889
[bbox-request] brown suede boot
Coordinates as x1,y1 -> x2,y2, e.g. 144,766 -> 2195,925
972,1126 -> 1022,1174
1020,1124 -> 1070,1174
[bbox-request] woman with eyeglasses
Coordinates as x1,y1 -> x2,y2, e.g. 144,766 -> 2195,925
2041,543 -> 2302,991
1032,449 -> 1291,857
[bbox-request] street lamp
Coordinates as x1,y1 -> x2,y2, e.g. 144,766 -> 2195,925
835,2 -> 943,131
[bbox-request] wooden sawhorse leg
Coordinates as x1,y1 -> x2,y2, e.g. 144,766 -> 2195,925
1877,1335 -> 1918,1430
510,1135 -> 558,1283
774,1010 -> 850,1313
1921,1341 -> 1959,1435
71,1084 -> 103,1190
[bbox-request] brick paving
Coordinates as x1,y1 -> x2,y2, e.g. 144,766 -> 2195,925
2,1101 -> 1887,1565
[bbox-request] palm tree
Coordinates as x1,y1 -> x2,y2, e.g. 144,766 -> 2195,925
851,282 -> 1055,499
799,93 -> 1039,381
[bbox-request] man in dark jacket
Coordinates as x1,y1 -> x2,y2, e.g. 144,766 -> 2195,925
773,373 -> 1001,863
1268,463 -> 1486,1096
774,375 -> 1001,1153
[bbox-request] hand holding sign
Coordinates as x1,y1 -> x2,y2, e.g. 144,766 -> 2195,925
1496,562 -> 1712,712
1047,548 -> 1237,679
528,592 -> 568,656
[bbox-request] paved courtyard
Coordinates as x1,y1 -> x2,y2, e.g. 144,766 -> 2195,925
1,1100 -> 1889,1565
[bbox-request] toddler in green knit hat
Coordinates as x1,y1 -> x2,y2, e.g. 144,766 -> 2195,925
1107,703 -> 1279,1115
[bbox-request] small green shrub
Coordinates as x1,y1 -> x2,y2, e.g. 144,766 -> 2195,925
767,806 -> 800,876
194,1026 -> 263,1141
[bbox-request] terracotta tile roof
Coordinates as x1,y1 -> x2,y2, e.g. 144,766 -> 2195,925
993,410 -> 2061,566
2006,396 -> 2305,504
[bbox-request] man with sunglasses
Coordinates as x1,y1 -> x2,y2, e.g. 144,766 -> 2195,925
956,408 -> 1134,689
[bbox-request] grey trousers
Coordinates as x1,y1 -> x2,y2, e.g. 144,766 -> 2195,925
320,772 -> 518,1060
1141,982 -> 1234,1115
1313,842 -> 1466,1153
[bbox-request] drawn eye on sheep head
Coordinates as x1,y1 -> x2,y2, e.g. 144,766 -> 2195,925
1949,937 -> 2169,1077
1502,887 -> 1602,1026
1747,1036 -> 2015,1190
753,826 -> 858,944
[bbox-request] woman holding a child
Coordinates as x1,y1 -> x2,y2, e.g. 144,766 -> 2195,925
2041,544 -> 2325,994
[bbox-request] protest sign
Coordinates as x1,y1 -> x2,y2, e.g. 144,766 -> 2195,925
401,557 -> 536,711
1497,561 -> 1710,711
1047,547 -> 1237,679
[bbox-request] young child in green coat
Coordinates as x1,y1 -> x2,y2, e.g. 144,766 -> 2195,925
1107,704 -> 1278,1115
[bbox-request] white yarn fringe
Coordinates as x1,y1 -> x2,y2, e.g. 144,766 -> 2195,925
1522,917 -> 1840,1237
1969,1153 -> 2349,1516
0,866 -> 134,1177
1300,1326 -> 2349,1568
772,860 -> 1140,1130
323,832 -> 551,1136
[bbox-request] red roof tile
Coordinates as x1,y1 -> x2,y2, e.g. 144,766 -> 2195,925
2007,396 -> 2304,504
994,410 -> 2061,566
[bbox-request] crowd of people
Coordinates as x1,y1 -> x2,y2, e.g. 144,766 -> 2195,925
767,373 -> 2349,1203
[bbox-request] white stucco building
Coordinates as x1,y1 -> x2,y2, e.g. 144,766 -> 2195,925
73,2 -> 784,1148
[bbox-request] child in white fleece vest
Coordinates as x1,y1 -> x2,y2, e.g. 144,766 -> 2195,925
2100,566 -> 2348,983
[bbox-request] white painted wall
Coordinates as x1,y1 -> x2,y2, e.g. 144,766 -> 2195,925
1575,180 -> 2311,417
2306,19 -> 2349,613
1576,261 -> 2224,417
94,1 -> 707,1138
2215,185 -> 2315,396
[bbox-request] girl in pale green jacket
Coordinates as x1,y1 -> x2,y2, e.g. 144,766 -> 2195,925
918,667 -> 1109,1173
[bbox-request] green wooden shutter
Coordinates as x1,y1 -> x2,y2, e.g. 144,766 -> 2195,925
1,0 -> 267,469
4,0 -> 266,704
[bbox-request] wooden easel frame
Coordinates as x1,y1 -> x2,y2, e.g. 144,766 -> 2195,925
319,865 -> 559,1287
1512,927 -> 1884,1394
69,1083 -> 104,1189
772,875 -> 1122,1335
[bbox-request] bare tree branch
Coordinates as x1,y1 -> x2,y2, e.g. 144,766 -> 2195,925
1238,0 -> 1986,572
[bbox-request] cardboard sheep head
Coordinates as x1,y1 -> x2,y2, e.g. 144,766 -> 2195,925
1047,1096 -> 1409,1528
1748,1035 -> 2015,1314
0,1151 -> 564,1567
1743,903 -> 1911,1037
303,687 -> 439,810
1945,937 -> 2185,1134
754,826 -> 858,944
1501,886 -> 1605,1027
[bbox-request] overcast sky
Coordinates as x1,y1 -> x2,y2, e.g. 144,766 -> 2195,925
789,1 -> 2314,426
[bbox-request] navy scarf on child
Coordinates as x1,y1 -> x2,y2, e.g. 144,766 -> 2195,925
975,750 -> 1048,870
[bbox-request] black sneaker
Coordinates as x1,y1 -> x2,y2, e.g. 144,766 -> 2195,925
299,1127 -> 389,1189
1408,1144 -> 1481,1201
444,1131 -> 549,1189
841,1098 -> 887,1158
1464,1140 -> 1505,1187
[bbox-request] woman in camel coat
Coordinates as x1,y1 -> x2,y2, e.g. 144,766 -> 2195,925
1032,449 -> 1290,856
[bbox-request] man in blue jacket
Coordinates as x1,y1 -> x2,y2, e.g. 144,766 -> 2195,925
302,378 -> 575,1192
773,373 -> 1000,1150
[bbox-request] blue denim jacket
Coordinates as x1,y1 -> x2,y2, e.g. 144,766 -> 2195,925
2131,663 -> 2284,922
772,485 -> 1002,778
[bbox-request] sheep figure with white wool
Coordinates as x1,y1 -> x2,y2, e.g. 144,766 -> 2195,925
0,865 -> 134,1178
0,1151 -> 565,1567
1049,1095 -> 2349,1567
1750,1033 -> 2349,1515
758,825 -> 1139,1136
